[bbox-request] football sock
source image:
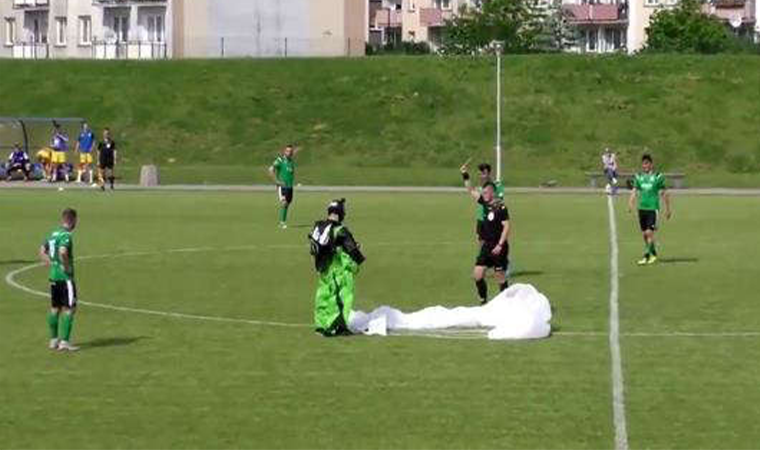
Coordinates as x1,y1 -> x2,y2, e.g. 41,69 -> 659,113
61,313 -> 75,342
475,279 -> 487,301
76,171 -> 82,182
47,311 -> 59,339
649,242 -> 657,256
279,206 -> 288,223
108,176 -> 115,189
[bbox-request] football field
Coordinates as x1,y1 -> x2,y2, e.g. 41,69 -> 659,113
1,188 -> 759,449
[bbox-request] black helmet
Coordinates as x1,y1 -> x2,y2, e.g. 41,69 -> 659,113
327,198 -> 346,222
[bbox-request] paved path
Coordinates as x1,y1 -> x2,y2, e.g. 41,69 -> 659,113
2,181 -> 760,196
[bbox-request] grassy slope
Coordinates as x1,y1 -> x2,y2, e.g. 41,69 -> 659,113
0,55 -> 759,187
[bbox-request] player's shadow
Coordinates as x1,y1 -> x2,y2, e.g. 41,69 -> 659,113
510,269 -> 545,278
0,259 -> 36,266
657,257 -> 699,264
78,336 -> 149,350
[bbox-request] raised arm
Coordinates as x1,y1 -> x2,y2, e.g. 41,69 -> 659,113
460,164 -> 480,201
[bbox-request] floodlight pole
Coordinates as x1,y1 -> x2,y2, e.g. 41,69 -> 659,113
493,41 -> 504,183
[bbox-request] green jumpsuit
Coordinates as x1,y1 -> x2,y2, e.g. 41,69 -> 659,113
311,222 -> 365,336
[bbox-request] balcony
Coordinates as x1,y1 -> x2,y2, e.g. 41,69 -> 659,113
420,8 -> 454,27
92,40 -> 167,60
12,0 -> 49,10
92,0 -> 166,5
372,8 -> 402,28
563,3 -> 628,25
12,42 -> 49,59
704,0 -> 756,24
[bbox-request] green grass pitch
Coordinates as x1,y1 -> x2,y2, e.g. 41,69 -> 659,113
1,189 -> 759,449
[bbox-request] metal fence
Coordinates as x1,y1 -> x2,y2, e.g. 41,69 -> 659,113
11,43 -> 49,59
91,41 -> 168,60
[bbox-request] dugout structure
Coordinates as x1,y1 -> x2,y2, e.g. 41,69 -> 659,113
0,117 -> 86,156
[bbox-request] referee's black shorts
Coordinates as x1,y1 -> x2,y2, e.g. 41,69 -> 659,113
278,186 -> 294,204
638,209 -> 658,232
475,242 -> 509,272
51,280 -> 77,309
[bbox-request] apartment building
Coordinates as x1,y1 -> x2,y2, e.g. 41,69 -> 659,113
369,0 -> 479,50
1,0 -> 367,59
369,0 -> 758,54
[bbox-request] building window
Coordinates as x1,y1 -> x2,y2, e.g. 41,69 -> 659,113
587,29 -> 598,52
4,18 -> 15,46
434,0 -> 452,9
55,17 -> 67,46
147,15 -> 164,42
113,16 -> 129,42
31,17 -> 46,43
79,16 -> 91,45
408,0 -> 416,11
645,0 -> 660,5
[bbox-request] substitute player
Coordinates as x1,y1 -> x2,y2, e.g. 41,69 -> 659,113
97,128 -> 117,191
309,199 -> 365,337
36,147 -> 53,181
75,122 -> 95,184
628,154 -> 672,265
50,123 -> 70,182
268,144 -> 300,228
461,165 -> 511,304
39,208 -> 79,351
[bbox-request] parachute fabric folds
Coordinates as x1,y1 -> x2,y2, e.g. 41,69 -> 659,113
349,283 -> 552,340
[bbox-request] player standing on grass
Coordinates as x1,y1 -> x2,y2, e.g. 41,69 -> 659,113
97,128 -> 117,191
39,208 -> 79,351
628,154 -> 672,265
268,144 -> 299,229
461,164 -> 511,304
49,123 -> 70,182
75,122 -> 95,184
309,199 -> 365,337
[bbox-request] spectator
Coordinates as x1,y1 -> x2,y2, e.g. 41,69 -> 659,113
602,147 -> 619,195
7,144 -> 32,181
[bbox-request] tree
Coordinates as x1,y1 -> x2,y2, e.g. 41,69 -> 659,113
440,0 -> 545,55
645,0 -> 735,53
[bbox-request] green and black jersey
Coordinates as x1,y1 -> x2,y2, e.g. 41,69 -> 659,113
44,227 -> 74,282
633,172 -> 666,211
271,155 -> 295,188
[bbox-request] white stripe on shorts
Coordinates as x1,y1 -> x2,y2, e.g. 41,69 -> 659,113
66,280 -> 75,307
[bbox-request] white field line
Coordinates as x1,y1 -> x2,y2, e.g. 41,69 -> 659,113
6,242 -> 760,342
607,195 -> 629,450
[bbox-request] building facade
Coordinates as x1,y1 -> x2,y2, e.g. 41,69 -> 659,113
368,0 -> 758,54
1,0 -> 367,59
369,0 -> 480,50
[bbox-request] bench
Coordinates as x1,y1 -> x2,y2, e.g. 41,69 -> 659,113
585,171 -> 686,189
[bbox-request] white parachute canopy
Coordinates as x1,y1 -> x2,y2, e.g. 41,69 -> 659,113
349,283 -> 552,340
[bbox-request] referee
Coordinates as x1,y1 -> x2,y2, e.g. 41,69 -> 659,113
461,164 -> 511,304
96,128 -> 117,191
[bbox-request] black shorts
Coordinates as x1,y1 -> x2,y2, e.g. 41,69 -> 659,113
475,242 -> 509,272
50,280 -> 77,309
99,159 -> 114,169
638,210 -> 658,231
278,186 -> 293,204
